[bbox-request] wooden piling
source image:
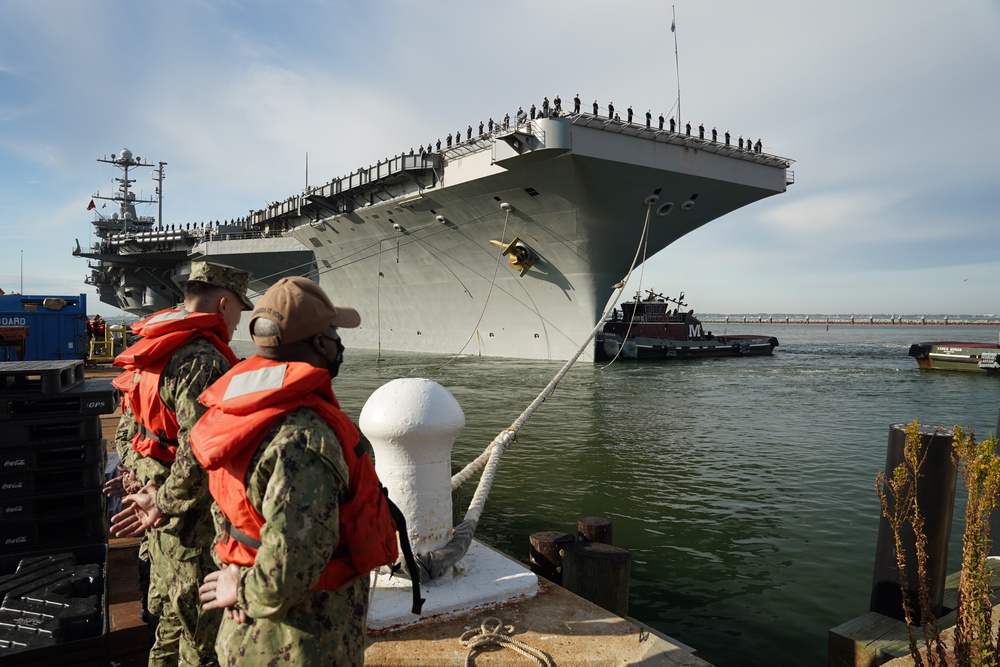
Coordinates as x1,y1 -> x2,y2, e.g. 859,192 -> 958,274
577,516 -> 613,544
989,408 -> 1000,557
870,423 -> 957,620
528,531 -> 573,584
562,541 -> 631,617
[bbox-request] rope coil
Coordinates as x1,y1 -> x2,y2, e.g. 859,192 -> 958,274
460,617 -> 555,667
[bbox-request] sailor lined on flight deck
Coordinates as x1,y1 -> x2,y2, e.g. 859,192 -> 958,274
573,94 -> 581,114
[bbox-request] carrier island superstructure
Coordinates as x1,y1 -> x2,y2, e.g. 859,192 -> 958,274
76,109 -> 794,361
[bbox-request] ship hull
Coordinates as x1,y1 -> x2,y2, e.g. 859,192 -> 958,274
908,342 -> 1000,374
596,331 -> 778,361
80,115 -> 792,361
289,117 -> 791,360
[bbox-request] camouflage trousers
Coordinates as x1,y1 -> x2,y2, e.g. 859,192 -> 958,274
215,575 -> 369,667
147,529 -> 222,666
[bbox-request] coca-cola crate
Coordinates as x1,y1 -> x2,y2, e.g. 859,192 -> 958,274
0,360 -> 85,395
3,414 -> 101,447
0,545 -> 108,666
0,512 -> 106,553
0,489 -> 105,525
0,378 -> 118,419
0,437 -> 104,473
0,465 -> 104,501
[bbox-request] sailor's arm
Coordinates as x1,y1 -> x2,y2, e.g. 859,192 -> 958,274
236,418 -> 348,621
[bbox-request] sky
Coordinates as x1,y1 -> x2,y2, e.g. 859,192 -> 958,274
1,0 -> 998,317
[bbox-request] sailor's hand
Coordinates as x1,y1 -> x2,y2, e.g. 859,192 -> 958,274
122,468 -> 142,494
105,467 -> 143,498
110,482 -> 164,537
103,471 -> 128,498
200,564 -> 247,623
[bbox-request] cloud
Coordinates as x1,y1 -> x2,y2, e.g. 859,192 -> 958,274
1,0 -> 999,317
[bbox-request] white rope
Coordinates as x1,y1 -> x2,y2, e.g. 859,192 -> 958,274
460,617 -> 555,667
451,199 -> 660,531
600,201 -> 655,367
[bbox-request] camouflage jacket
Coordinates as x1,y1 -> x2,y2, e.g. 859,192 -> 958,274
213,406 -> 368,665
117,336 -> 232,552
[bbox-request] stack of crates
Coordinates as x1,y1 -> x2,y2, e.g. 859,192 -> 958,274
0,359 -> 118,666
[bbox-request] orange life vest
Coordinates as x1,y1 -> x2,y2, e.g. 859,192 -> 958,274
190,356 -> 406,594
112,309 -> 237,462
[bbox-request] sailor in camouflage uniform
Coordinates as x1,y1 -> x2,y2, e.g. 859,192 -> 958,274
195,277 -> 369,666
111,261 -> 253,666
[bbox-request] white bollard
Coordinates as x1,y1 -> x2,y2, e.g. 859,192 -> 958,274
359,378 -> 465,555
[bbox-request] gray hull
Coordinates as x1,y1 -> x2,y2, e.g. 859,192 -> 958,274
79,114 -> 792,361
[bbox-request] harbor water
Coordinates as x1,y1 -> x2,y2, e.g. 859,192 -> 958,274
283,324 -> 999,667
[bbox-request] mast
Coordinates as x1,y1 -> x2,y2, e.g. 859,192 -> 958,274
95,149 -> 156,233
154,161 -> 167,230
672,5 -> 681,131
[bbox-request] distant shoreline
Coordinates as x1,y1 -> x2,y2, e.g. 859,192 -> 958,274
699,316 -> 1000,326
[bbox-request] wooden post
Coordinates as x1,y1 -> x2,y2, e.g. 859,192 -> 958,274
528,531 -> 573,584
577,516 -> 613,544
989,408 -> 1000,557
562,541 -> 631,617
870,423 -> 957,620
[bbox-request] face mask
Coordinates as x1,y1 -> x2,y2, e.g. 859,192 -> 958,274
327,338 -> 345,378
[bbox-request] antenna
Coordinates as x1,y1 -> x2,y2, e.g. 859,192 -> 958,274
672,5 -> 681,130
153,162 -> 167,230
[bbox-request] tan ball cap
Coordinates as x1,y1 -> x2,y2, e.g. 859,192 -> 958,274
250,276 -> 360,346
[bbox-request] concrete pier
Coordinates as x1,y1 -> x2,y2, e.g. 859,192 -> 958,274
104,535 -> 712,666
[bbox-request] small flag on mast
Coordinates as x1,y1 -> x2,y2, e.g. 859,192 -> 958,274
86,199 -> 96,211
671,19 -> 675,32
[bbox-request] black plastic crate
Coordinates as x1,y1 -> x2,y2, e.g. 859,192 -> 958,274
0,466 -> 104,501
1,415 -> 101,447
0,361 -> 85,395
0,489 -> 105,525
0,378 -> 118,420
0,437 -> 104,473
0,545 -> 108,666
0,512 -> 107,553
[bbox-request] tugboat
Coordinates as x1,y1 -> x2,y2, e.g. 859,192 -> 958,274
595,290 -> 779,361
907,340 -> 1000,374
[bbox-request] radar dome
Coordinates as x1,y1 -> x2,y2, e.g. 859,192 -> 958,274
119,148 -> 132,162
